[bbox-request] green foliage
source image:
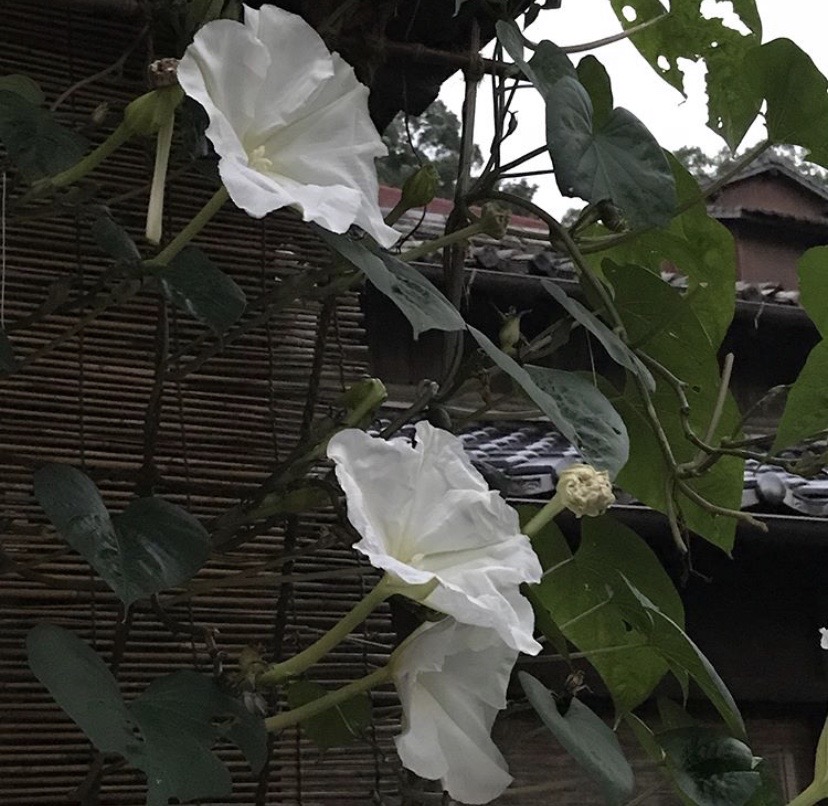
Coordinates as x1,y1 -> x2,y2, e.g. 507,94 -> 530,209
519,672 -> 635,805
27,624 -> 266,806
159,246 -> 247,333
469,327 -> 628,476
660,728 -> 761,806
92,213 -> 142,266
33,465 -> 211,606
318,228 -> 464,338
286,679 -> 372,749
0,81 -> 87,180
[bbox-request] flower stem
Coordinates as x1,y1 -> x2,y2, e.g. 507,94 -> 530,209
145,114 -> 174,245
150,185 -> 229,267
264,663 -> 393,733
397,220 -> 485,263
257,576 -> 393,685
522,492 -> 565,538
786,782 -> 823,806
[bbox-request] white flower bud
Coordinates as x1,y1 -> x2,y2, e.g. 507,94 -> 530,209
556,463 -> 615,518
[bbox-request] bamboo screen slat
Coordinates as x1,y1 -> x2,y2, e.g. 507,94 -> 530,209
0,4 -> 402,803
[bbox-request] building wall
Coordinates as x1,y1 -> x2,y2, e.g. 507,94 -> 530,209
717,175 -> 828,221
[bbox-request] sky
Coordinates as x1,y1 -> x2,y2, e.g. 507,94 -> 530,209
439,0 -> 828,216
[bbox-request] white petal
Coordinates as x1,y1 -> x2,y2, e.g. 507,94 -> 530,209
820,627 -> 828,650
394,621 -> 515,804
177,18 -> 268,161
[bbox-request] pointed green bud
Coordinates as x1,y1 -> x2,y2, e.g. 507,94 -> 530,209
340,377 -> 388,428
479,202 -> 511,239
123,85 -> 183,137
401,163 -> 440,209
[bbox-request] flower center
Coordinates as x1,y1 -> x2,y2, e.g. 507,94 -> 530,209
248,145 -> 274,174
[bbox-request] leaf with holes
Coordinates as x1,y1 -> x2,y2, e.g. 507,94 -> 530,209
0,90 -> 88,180
660,728 -> 761,806
159,246 -> 247,333
28,625 -> 266,806
519,673 -> 635,805
34,464 -> 211,606
286,679 -> 372,749
318,227 -> 464,339
523,366 -> 629,477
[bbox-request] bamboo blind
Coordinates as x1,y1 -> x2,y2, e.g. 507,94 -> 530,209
0,4 -> 402,803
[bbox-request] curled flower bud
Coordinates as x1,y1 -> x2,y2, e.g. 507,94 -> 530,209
123,85 -> 183,137
401,162 -> 439,209
479,202 -> 511,239
556,463 -> 615,518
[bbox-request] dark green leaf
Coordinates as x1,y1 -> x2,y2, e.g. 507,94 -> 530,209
26,624 -> 139,757
608,1 -> 761,149
131,670 -> 267,806
286,679 -> 372,749
658,697 -> 699,731
523,366 -> 628,477
744,760 -> 786,806
520,672 -> 635,805
660,728 -> 760,806
0,329 -> 18,374
34,465 -> 210,606
576,56 -> 613,128
625,713 -> 665,764
92,214 -> 142,265
318,228 -> 464,339
542,280 -> 655,390
0,90 -> 87,180
772,342 -> 828,450
497,22 -> 576,92
545,77 -> 676,229
0,74 -> 44,105
28,626 -> 266,806
745,39 -> 828,164
160,246 -> 246,333
797,247 -> 828,337
619,581 -> 746,740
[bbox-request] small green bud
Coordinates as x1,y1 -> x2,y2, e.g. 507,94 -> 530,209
340,377 -> 387,427
123,85 -> 183,137
401,163 -> 440,209
478,202 -> 511,239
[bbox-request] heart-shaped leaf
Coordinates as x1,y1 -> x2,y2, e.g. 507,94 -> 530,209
159,246 -> 247,333
28,625 -> 266,806
34,464 -> 210,606
520,672 -> 635,805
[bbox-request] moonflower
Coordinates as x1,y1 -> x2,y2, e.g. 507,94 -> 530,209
821,627 -> 828,650
392,618 -> 516,804
327,422 -> 542,654
177,5 -> 399,248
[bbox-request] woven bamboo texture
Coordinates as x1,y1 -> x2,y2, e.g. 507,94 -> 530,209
0,4 -> 401,803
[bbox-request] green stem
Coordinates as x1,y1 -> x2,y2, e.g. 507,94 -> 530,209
786,782 -> 823,806
150,186 -> 229,266
398,220 -> 486,263
522,492 -> 565,537
264,663 -> 393,733
257,577 -> 393,685
145,114 -> 174,245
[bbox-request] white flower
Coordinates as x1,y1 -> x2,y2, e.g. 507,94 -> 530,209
820,628 -> 828,650
393,619 -> 515,804
327,422 -> 542,654
556,463 -> 615,517
177,5 -> 399,248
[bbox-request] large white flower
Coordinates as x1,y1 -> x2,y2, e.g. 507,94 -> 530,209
393,618 -> 516,804
177,5 -> 399,248
327,422 -> 542,654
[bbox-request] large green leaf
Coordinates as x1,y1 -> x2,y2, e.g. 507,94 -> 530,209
519,672 -> 635,805
542,280 -> 655,390
34,465 -> 210,606
523,366 -> 629,477
496,21 -> 576,92
660,728 -> 761,806
745,39 -> 828,165
317,228 -> 464,339
544,74 -> 676,229
773,342 -> 828,450
608,0 -> 762,149
286,679 -> 372,749
604,262 -> 743,552
0,74 -> 45,105
0,90 -> 87,180
589,156 -> 737,347
159,246 -> 247,333
620,581 -> 746,740
798,247 -> 828,337
28,625 -> 266,806
470,326 -> 626,475
576,56 -> 613,129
